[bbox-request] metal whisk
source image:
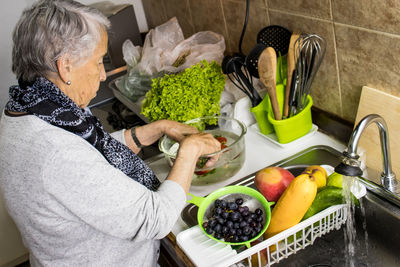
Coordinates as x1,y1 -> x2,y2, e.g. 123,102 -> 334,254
292,34 -> 326,114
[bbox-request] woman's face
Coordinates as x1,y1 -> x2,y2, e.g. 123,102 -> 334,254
67,29 -> 108,108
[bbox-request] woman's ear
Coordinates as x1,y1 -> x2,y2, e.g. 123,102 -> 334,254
56,55 -> 72,84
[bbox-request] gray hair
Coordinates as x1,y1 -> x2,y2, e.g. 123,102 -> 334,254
12,0 -> 110,82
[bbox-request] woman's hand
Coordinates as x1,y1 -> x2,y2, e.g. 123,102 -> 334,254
161,120 -> 199,143
178,133 -> 221,167
124,120 -> 195,154
166,132 -> 221,193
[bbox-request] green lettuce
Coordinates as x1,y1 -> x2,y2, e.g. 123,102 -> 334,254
141,60 -> 225,122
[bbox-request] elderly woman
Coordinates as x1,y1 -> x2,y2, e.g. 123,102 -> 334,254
0,0 -> 221,266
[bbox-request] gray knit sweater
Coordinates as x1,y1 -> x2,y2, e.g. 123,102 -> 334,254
0,111 -> 186,267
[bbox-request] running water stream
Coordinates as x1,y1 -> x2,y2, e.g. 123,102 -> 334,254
342,175 -> 369,267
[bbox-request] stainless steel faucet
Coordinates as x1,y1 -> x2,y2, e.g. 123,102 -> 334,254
340,114 -> 399,195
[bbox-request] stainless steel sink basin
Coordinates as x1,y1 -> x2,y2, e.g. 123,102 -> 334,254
181,145 -> 400,266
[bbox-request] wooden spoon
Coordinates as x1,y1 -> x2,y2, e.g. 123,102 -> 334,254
258,47 -> 281,120
283,31 -> 300,118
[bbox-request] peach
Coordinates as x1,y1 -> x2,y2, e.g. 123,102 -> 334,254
254,166 -> 295,202
302,165 -> 327,188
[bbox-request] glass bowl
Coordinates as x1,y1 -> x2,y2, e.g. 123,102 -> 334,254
159,116 -> 247,185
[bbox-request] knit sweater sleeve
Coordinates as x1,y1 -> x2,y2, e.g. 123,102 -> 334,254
42,139 -> 186,241
109,129 -> 126,145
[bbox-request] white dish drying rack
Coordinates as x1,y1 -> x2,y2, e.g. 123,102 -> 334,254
177,203 -> 348,267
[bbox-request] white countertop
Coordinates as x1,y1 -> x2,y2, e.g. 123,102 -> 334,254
147,126 -> 346,236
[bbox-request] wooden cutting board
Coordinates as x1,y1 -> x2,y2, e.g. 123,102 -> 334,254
355,86 -> 400,181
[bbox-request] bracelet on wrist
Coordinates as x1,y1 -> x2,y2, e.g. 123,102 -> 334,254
130,126 -> 143,149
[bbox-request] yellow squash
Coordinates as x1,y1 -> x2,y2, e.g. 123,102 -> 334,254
264,173 -> 317,238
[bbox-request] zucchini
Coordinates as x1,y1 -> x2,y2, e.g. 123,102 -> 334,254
302,186 -> 344,220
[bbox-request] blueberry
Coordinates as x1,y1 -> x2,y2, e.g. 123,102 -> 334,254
255,208 -> 263,216
246,217 -> 253,224
236,229 -> 242,236
239,221 -> 247,228
238,206 -> 245,213
214,199 -> 221,208
230,211 -> 241,221
214,207 -> 223,215
240,235 -> 249,242
221,211 -> 229,219
250,230 -> 257,238
250,213 -> 258,220
205,226 -> 213,234
228,202 -> 238,211
222,226 -> 229,235
226,220 -> 234,229
214,224 -> 222,233
234,222 -> 240,229
232,235 -> 240,242
229,228 -> 236,236
215,233 -> 222,240
243,226 -> 251,235
220,200 -> 227,209
235,198 -> 244,206
218,217 -> 226,225
256,216 -> 263,223
241,210 -> 249,217
209,219 -> 217,228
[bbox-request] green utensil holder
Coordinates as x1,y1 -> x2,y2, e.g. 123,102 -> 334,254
250,96 -> 274,135
250,84 -> 285,135
268,95 -> 313,144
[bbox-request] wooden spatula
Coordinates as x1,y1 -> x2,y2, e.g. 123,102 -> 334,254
258,47 -> 281,120
283,32 -> 300,118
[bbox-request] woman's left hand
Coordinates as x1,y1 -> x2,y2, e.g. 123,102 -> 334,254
125,120 -> 199,153
162,120 -> 199,143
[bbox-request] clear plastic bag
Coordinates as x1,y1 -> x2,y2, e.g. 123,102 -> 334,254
115,40 -> 152,102
116,17 -> 225,102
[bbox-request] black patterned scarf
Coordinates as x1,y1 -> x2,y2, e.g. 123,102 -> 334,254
5,77 -> 160,191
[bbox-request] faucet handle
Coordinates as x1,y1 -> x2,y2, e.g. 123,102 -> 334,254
381,172 -> 400,195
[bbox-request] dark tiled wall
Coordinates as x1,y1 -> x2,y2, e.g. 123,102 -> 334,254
142,0 -> 400,123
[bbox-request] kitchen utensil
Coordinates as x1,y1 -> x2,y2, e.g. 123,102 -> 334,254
245,43 -> 266,78
187,185 -> 273,248
355,86 -> 400,180
294,33 -> 326,113
222,55 -> 262,107
288,69 -> 298,117
257,25 -> 292,56
258,47 -> 281,120
283,32 -> 300,118
159,116 -> 247,185
238,0 -> 250,55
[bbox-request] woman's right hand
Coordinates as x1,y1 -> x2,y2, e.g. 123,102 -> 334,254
166,132 -> 221,193
178,133 -> 221,167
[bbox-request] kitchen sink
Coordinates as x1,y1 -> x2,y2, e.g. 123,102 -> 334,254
181,145 -> 400,266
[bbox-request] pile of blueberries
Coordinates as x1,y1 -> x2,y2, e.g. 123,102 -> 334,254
202,198 -> 264,243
